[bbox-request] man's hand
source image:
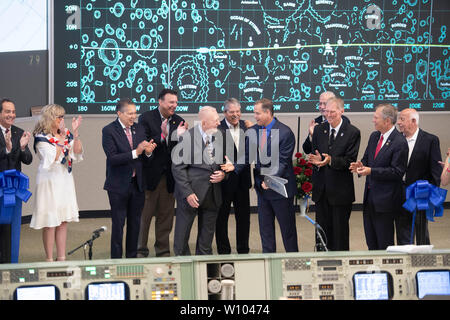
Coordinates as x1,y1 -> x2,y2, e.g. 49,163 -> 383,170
309,119 -> 318,137
261,181 -> 269,190
187,193 -> 199,208
20,131 -> 31,150
144,139 -> 157,155
136,140 -> 149,155
177,121 -> 189,137
210,170 -> 225,183
349,160 -> 363,173
5,129 -> 12,152
220,155 -> 235,172
244,120 -> 254,128
356,166 -> 371,176
309,150 -> 330,167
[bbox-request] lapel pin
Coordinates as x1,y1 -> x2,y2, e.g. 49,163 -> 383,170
340,132 -> 344,136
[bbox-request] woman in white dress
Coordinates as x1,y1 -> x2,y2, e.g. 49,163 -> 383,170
30,104 -> 83,262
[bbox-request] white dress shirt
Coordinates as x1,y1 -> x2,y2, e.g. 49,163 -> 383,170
225,119 -> 240,150
405,127 -> 419,165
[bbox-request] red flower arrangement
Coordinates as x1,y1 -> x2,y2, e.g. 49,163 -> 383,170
293,152 -> 313,199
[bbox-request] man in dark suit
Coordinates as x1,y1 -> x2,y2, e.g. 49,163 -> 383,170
0,98 -> 33,263
172,107 -> 234,256
249,98 -> 298,253
215,98 -> 252,254
350,104 -> 408,250
302,91 -> 335,154
137,89 -> 187,257
309,97 -> 360,251
396,108 -> 442,245
102,98 -> 156,258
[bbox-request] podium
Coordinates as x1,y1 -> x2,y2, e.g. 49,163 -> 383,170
0,170 -> 32,263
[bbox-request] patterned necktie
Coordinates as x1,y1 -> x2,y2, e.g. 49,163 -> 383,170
374,134 -> 384,159
329,128 -> 336,146
125,127 -> 135,176
205,136 -> 214,163
125,127 -> 133,149
161,118 -> 168,143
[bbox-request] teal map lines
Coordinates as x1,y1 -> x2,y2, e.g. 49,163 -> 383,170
53,0 -> 450,114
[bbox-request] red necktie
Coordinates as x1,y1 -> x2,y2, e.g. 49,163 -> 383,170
260,127 -> 267,150
161,118 -> 168,141
374,134 -> 384,159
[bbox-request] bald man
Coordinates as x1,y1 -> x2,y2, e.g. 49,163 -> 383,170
396,108 -> 442,245
172,107 -> 232,255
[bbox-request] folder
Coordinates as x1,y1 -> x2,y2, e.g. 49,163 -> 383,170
264,175 -> 288,198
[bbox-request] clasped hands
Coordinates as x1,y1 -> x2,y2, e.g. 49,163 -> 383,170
309,150 -> 331,167
308,150 -> 372,176
136,139 -> 157,156
186,156 -> 235,208
5,130 -> 31,152
187,170 -> 225,208
349,160 -> 371,176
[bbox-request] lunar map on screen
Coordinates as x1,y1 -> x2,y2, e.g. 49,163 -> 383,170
53,0 -> 450,114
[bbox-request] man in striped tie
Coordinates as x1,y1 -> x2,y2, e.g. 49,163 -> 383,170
350,104 -> 408,250
102,98 -> 156,258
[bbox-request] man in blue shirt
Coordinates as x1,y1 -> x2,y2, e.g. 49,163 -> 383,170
247,98 -> 298,253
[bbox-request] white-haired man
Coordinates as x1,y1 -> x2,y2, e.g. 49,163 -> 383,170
396,108 -> 441,245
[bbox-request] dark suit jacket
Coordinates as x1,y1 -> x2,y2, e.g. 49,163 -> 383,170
218,119 -> 252,193
405,129 -> 441,187
302,115 -> 349,154
361,128 -> 408,212
249,118 -> 297,200
138,109 -> 184,193
172,126 -> 228,207
0,125 -> 32,172
102,119 -> 150,194
311,120 -> 360,205
302,115 -> 324,154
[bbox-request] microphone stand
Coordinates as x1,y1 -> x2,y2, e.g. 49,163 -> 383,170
302,214 -> 328,252
68,231 -> 102,260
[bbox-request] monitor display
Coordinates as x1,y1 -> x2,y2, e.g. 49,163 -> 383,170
52,1 -> 450,114
85,281 -> 129,300
14,285 -> 59,300
353,271 -> 392,300
416,270 -> 450,299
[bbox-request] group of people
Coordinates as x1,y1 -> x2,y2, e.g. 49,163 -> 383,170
0,90 -> 449,262
306,91 -> 449,252
0,99 -> 83,262
101,91 -> 295,258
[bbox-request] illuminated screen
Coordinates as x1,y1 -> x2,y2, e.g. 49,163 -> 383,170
353,272 -> 391,300
0,0 -> 47,53
416,270 -> 450,299
14,285 -> 59,300
53,1 -> 450,114
85,281 -> 129,300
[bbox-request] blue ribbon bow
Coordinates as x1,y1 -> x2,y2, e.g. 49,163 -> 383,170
403,180 -> 447,244
0,169 -> 32,263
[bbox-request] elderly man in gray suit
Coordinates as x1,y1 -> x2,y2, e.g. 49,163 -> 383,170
172,107 -> 233,255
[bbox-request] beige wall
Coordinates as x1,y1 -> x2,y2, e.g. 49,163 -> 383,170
15,112 -> 450,217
